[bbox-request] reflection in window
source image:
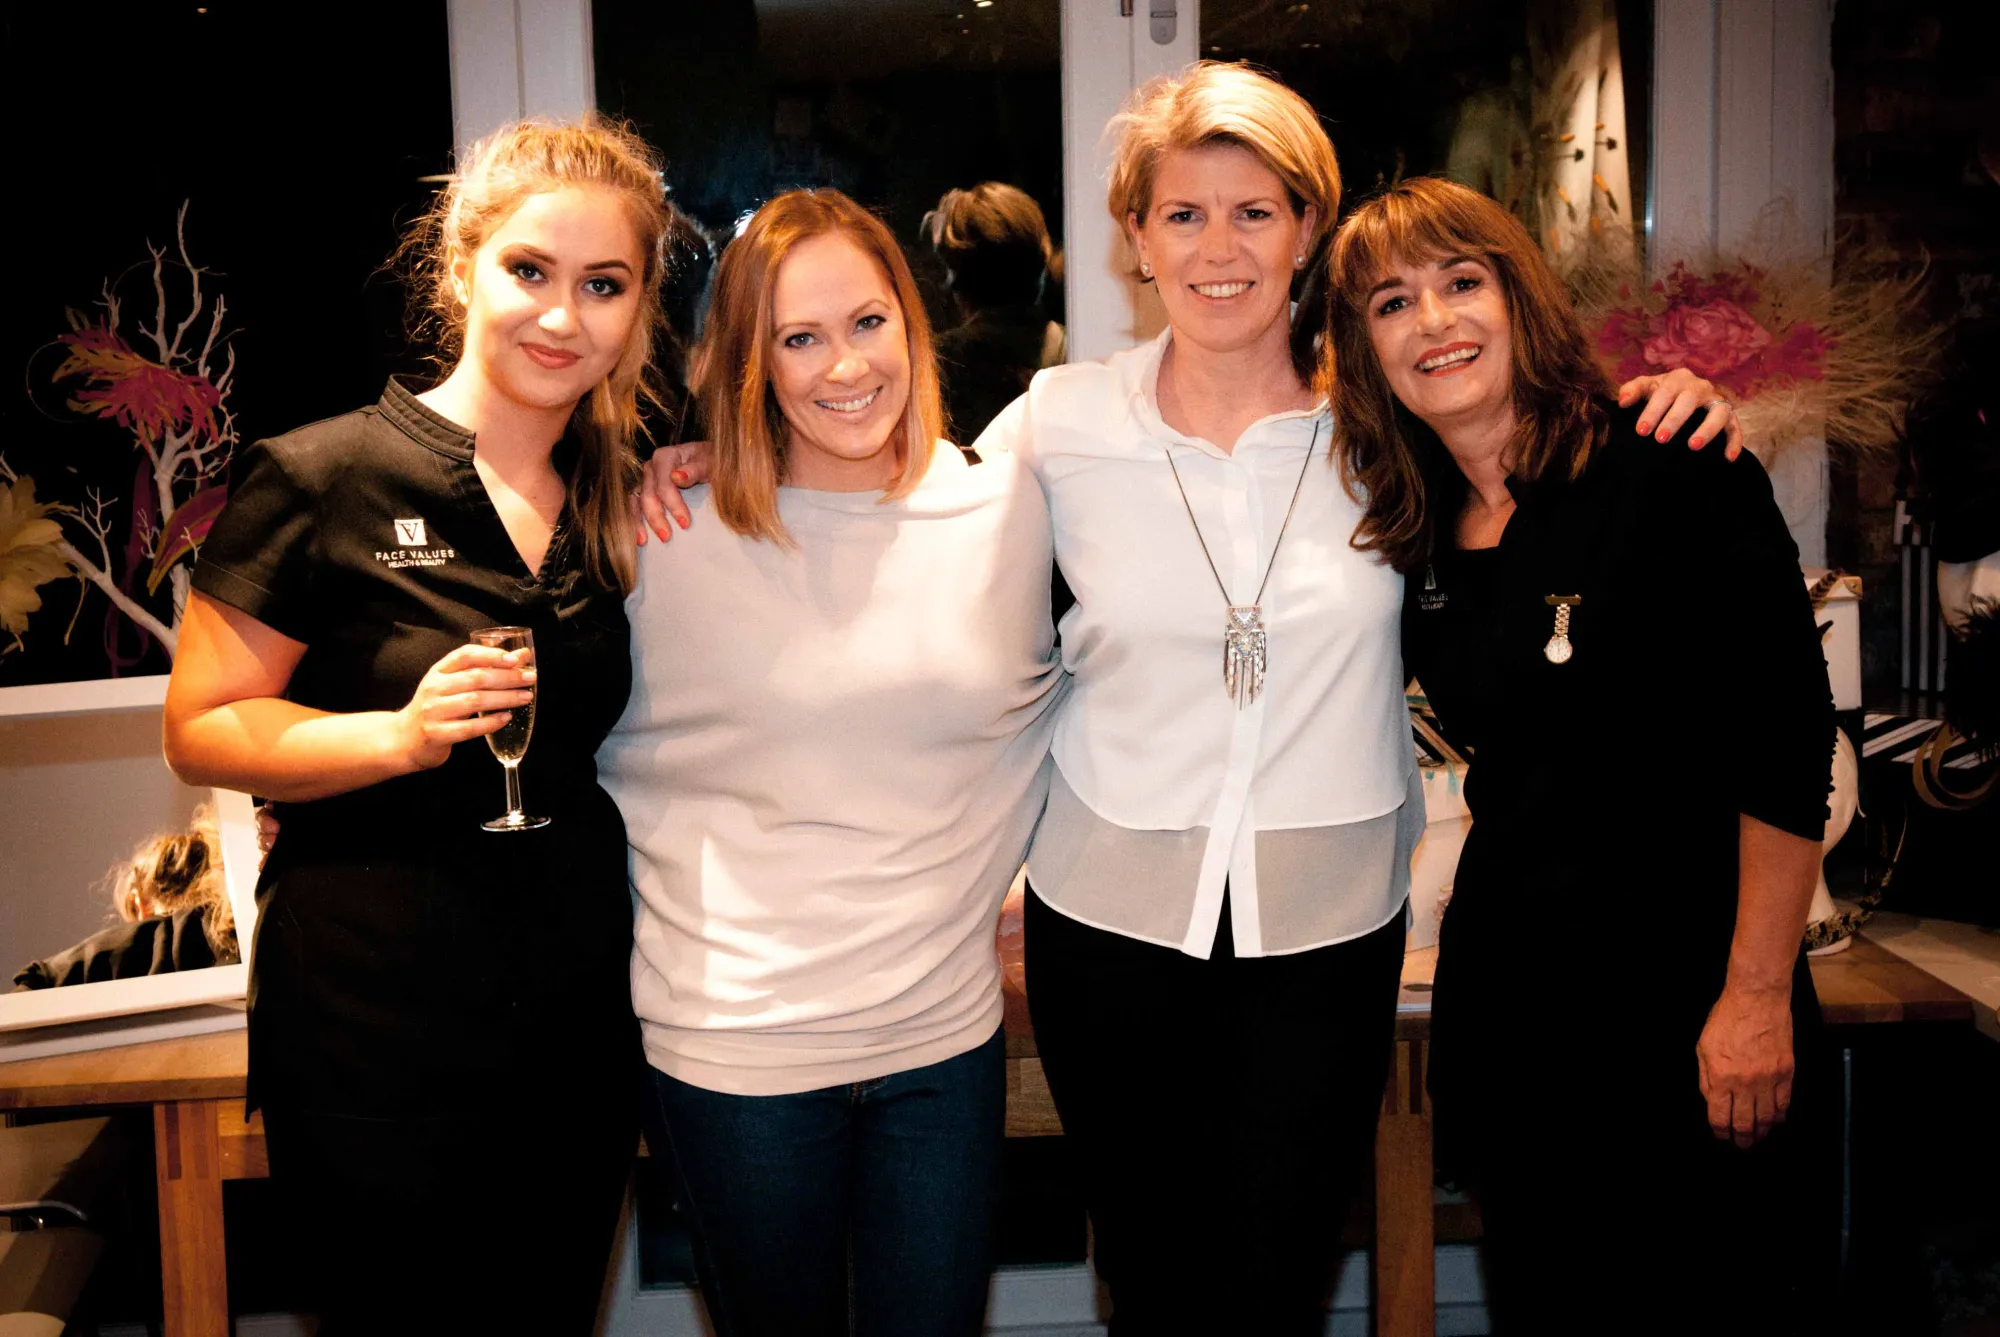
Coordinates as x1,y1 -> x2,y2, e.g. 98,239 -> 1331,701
1200,0 -> 1651,264
594,0 -> 1067,444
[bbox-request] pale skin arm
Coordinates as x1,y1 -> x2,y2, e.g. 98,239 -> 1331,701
163,592 -> 534,803
630,370 -> 1744,542
1618,372 -> 1745,459
1695,815 -> 1821,1150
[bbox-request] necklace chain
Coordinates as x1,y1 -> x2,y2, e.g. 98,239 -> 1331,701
1161,419 -> 1321,610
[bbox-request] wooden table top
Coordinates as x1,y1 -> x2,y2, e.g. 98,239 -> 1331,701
1805,934 -> 1981,1025
1390,934 -> 1976,1037
0,1029 -> 248,1111
0,935 -> 1975,1110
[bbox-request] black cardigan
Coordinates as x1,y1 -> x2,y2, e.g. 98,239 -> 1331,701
1402,403 -> 1834,1008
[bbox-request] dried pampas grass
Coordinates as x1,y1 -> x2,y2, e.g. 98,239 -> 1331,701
1566,204 -> 1944,460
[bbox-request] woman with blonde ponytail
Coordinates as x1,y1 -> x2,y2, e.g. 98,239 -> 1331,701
165,117 -> 670,1333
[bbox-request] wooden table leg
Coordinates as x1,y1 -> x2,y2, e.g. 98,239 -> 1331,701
155,1098 -> 229,1337
1375,1038 -> 1434,1337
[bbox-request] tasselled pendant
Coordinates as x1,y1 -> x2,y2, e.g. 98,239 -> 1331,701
1224,605 -> 1267,708
1543,594 -> 1581,664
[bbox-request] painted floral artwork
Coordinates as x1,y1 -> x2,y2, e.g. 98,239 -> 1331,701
2,205 -> 236,674
1599,261 -> 1830,398
1575,226 -> 1937,460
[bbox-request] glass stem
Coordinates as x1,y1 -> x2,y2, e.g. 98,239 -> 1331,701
503,761 -> 524,818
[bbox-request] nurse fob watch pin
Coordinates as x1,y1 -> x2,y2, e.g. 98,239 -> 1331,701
1543,594 -> 1581,664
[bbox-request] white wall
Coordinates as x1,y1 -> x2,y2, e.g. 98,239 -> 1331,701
446,0 -> 597,153
1060,0 -> 1198,362
1653,0 -> 1837,563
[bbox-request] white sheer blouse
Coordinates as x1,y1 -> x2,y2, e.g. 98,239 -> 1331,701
976,331 -> 1419,958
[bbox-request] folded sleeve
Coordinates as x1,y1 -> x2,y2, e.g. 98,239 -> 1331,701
191,439 -> 320,643
1686,448 -> 1835,841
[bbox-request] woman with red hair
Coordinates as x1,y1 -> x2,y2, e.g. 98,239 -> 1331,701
599,187 -> 1064,1337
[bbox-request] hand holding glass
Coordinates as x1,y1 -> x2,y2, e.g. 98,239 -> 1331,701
470,626 -> 550,831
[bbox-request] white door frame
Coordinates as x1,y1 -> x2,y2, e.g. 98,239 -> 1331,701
445,0 -> 596,154
1061,0 -> 1200,362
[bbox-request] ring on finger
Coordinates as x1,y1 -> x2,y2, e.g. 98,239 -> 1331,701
1702,397 -> 1734,416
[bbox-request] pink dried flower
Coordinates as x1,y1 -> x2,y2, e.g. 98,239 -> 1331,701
1641,299 -> 1773,379
52,325 -> 223,445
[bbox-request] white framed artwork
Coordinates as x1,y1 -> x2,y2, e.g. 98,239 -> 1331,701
0,683 -> 261,1059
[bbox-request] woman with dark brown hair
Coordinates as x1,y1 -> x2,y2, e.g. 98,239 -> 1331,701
1329,177 -> 1835,1333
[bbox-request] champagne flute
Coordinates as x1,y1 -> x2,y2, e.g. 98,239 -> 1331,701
471,626 -> 550,832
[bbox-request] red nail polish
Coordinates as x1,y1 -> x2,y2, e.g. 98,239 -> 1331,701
1636,422 -> 1652,435
672,470 -> 690,485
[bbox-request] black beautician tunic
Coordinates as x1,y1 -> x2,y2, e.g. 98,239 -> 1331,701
1401,403 -> 1834,1188
193,380 -> 638,1119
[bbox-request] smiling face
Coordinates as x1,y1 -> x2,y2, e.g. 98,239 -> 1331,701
767,231 -> 913,492
449,185 -> 645,415
1363,252 -> 1515,433
1129,141 -> 1316,362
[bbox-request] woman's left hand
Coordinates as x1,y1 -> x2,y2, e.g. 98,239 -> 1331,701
1695,984 -> 1795,1149
1615,368 -> 1744,459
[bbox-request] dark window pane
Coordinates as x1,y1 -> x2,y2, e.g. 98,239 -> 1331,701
1200,0 -> 1651,246
593,0 -> 1066,444
4,3 -> 451,687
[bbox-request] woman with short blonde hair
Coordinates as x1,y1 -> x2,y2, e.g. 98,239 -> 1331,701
993,64 -> 1741,1334
1107,61 -> 1342,273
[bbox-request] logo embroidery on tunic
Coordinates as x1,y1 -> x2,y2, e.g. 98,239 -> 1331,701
376,517 -> 456,569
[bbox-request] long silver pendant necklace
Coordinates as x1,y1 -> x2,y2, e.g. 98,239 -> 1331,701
1162,421 -> 1321,709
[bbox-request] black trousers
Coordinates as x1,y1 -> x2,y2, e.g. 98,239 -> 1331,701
1440,951 -> 1837,1337
262,1095 -> 635,1335
1024,886 -> 1406,1337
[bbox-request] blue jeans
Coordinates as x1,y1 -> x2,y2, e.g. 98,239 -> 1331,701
644,1027 -> 1005,1337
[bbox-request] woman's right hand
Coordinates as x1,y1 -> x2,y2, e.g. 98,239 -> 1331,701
634,441 -> 713,544
393,644 -> 536,772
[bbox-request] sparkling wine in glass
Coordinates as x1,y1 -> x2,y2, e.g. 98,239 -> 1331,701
471,626 -> 550,832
